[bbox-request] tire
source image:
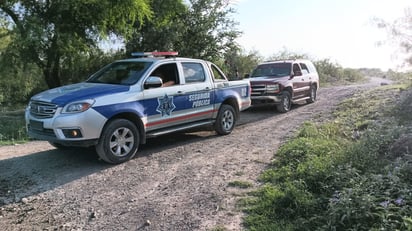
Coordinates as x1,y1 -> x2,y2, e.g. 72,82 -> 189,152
306,85 -> 317,104
96,119 -> 139,164
276,91 -> 291,113
214,104 -> 236,135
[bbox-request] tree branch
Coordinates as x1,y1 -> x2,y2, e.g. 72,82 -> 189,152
0,6 -> 26,38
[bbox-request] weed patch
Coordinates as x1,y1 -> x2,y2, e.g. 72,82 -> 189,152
228,180 -> 253,189
243,85 -> 412,230
0,109 -> 28,145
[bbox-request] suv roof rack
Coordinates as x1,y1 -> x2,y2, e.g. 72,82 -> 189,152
131,51 -> 178,58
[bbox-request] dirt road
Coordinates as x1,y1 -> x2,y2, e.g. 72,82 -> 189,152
0,79 -> 389,230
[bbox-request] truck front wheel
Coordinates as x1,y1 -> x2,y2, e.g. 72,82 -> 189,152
96,119 -> 139,164
214,104 -> 236,135
276,91 -> 291,113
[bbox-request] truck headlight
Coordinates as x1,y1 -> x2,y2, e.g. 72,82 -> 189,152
266,84 -> 280,93
62,99 -> 95,113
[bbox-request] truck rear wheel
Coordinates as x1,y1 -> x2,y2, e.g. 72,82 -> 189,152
276,91 -> 291,113
214,104 -> 236,135
96,119 -> 139,164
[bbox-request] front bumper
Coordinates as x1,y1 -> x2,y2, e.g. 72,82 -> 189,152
251,95 -> 282,105
25,107 -> 107,147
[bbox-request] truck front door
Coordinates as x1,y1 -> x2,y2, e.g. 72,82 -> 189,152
142,63 -> 187,131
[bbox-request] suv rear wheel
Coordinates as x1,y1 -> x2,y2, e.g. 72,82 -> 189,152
306,85 -> 317,104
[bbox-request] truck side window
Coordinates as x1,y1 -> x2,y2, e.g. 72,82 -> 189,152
182,63 -> 206,83
149,63 -> 179,87
293,63 -> 302,76
300,63 -> 310,75
293,63 -> 301,72
211,64 -> 226,81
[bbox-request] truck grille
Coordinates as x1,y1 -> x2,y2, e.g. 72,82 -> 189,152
251,84 -> 267,96
29,101 -> 58,119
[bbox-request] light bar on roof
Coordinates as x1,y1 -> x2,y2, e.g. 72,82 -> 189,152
131,51 -> 178,57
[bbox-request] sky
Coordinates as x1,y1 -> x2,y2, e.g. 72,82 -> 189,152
230,0 -> 412,71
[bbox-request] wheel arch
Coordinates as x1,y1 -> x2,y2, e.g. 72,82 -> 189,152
104,112 -> 146,145
310,81 -> 319,89
283,86 -> 293,97
221,97 -> 240,119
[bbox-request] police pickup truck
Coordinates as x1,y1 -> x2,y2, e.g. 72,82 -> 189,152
25,52 -> 251,164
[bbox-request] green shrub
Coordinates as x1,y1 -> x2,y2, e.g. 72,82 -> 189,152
0,110 -> 27,144
272,136 -> 343,171
343,127 -> 402,173
243,181 -> 318,230
321,167 -> 412,230
243,86 -> 412,230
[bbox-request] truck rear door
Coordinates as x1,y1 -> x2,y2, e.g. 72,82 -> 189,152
177,61 -> 215,121
292,63 -> 310,98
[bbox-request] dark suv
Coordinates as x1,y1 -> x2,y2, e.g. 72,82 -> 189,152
247,59 -> 319,113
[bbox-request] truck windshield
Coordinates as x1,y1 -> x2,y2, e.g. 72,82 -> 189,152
251,63 -> 291,78
87,61 -> 153,85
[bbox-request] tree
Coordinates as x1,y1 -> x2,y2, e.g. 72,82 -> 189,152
126,0 -> 187,53
221,48 -> 262,79
268,47 -> 311,61
0,0 -> 152,89
0,18 -> 10,52
127,0 -> 241,63
375,8 -> 412,67
177,0 -> 241,61
314,59 -> 344,84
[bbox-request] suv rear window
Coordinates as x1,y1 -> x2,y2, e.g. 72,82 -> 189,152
251,63 -> 291,77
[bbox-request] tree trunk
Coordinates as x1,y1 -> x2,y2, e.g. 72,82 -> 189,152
43,36 -> 62,89
43,58 -> 61,89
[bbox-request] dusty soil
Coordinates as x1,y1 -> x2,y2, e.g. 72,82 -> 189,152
0,78 -> 392,231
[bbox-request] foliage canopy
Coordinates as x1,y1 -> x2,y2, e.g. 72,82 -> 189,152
0,0 -> 152,88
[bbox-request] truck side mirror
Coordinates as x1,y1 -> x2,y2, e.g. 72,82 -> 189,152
144,76 -> 163,89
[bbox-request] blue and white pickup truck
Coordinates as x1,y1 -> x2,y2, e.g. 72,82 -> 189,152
25,52 -> 251,164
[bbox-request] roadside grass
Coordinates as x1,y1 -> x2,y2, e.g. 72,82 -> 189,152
242,82 -> 412,230
208,225 -> 228,231
228,180 -> 254,189
0,109 -> 28,145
